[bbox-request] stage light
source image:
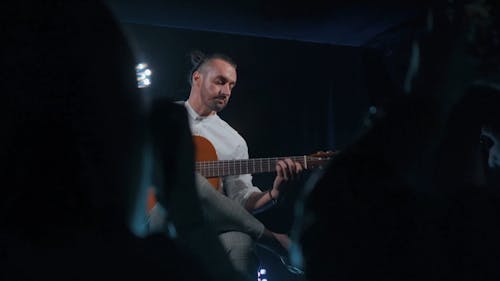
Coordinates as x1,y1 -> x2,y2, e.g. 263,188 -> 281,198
136,62 -> 152,88
257,267 -> 268,281
136,63 -> 148,70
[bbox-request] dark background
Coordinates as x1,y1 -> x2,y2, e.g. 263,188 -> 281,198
118,23 -> 413,279
119,21 -> 414,188
105,1 -> 426,279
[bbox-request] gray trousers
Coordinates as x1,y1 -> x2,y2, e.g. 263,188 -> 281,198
194,174 -> 264,280
193,174 -> 265,239
149,174 -> 265,280
219,231 -> 259,281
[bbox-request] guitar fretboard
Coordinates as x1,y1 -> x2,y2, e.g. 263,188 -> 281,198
196,155 -> 329,178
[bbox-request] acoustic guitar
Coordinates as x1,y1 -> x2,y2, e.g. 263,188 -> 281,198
193,135 -> 335,190
147,135 -> 335,211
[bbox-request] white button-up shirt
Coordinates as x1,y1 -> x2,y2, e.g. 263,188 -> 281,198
183,101 -> 261,206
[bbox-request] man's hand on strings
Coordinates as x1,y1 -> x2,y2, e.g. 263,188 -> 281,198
271,158 -> 304,199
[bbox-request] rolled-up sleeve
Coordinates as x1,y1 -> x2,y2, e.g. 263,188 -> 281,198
223,174 -> 261,206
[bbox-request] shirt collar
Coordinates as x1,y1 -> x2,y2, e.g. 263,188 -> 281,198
184,100 -> 215,121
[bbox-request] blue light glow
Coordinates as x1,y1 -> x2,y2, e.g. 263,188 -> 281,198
136,62 -> 152,88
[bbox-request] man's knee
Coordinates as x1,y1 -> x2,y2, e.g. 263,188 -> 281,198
219,232 -> 255,253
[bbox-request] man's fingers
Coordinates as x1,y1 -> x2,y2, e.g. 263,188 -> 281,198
276,158 -> 305,183
276,163 -> 283,178
296,161 -> 303,173
284,158 -> 295,177
276,160 -> 288,180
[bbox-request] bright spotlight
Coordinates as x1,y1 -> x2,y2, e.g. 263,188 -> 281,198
257,267 -> 268,281
136,62 -> 152,88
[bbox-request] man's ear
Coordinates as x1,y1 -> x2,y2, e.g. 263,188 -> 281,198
192,71 -> 201,84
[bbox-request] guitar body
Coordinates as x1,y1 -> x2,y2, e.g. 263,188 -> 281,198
147,135 -> 222,213
193,135 -> 222,191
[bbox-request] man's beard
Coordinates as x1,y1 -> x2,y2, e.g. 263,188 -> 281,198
209,96 -> 227,112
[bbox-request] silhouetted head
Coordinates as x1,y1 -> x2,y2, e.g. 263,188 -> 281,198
434,82 -> 500,188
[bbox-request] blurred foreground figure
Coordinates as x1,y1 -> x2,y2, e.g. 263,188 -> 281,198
292,1 -> 500,280
0,1 -> 219,280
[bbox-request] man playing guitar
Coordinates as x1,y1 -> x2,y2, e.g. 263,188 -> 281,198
150,50 -> 316,280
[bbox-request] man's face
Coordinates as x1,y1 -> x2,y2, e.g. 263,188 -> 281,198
481,127 -> 500,169
196,58 -> 237,113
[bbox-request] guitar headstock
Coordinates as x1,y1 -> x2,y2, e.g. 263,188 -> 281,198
307,150 -> 336,169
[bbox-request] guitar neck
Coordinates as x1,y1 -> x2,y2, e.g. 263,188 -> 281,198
196,156 -> 315,178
